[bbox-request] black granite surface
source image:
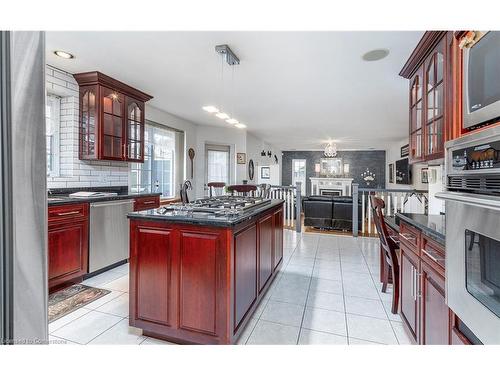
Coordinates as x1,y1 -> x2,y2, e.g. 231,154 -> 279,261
47,186 -> 161,206
395,212 -> 446,245
128,199 -> 284,227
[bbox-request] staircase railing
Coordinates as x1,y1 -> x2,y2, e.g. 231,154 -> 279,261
352,183 -> 428,237
269,182 -> 302,233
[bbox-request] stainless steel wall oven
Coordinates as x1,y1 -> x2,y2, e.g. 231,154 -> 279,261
437,126 -> 500,344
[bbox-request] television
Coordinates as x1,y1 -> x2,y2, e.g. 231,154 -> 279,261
395,158 -> 411,185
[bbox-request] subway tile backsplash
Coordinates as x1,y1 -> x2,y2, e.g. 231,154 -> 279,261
46,65 -> 129,189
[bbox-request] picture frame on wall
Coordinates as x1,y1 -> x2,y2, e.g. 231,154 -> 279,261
400,144 -> 409,158
421,167 -> 429,184
260,166 -> 270,179
236,152 -> 246,164
389,163 -> 394,183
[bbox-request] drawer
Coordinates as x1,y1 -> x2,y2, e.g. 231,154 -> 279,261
399,222 -> 420,254
48,203 -> 89,223
134,195 -> 160,211
421,235 -> 445,275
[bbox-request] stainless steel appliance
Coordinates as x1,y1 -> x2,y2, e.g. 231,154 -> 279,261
89,199 -> 134,273
462,31 -> 500,130
437,126 -> 500,344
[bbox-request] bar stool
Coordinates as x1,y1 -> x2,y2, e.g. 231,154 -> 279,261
370,195 -> 400,314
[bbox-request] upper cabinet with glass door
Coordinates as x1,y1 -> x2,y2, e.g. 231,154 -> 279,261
74,71 -> 153,163
400,32 -> 451,164
424,38 -> 445,160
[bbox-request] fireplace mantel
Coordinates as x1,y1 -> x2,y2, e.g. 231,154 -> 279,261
310,177 -> 354,196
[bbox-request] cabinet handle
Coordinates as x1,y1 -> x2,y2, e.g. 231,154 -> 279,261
422,248 -> 444,264
411,267 -> 415,300
416,272 -> 421,299
142,200 -> 155,204
400,233 -> 416,242
56,211 -> 80,216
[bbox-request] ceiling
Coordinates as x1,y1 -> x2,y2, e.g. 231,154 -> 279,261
46,31 -> 423,151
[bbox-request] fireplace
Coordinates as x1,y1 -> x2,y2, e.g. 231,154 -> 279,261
320,189 -> 342,196
310,177 -> 353,196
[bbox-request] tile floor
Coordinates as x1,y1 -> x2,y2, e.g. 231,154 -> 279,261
49,230 -> 412,345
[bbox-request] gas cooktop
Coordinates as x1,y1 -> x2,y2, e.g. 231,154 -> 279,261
156,196 -> 271,217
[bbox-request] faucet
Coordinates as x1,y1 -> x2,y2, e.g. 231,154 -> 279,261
180,180 -> 192,204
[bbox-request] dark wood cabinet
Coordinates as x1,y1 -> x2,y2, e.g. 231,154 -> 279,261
258,214 -> 273,292
398,221 -> 451,345
234,225 -> 258,329
74,71 -> 152,162
399,244 -> 420,342
420,260 -> 448,344
401,32 -> 450,164
129,203 -> 283,344
273,209 -> 283,270
48,203 -> 89,291
133,195 -> 160,211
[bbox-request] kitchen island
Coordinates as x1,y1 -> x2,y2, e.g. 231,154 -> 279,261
127,197 -> 284,344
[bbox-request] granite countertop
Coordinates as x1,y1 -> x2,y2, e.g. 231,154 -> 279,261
47,192 -> 161,206
128,199 -> 284,227
395,212 -> 446,245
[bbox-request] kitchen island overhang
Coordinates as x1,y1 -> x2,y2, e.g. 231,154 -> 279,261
127,199 -> 285,344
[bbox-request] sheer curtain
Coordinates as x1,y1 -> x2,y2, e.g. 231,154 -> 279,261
206,144 -> 230,184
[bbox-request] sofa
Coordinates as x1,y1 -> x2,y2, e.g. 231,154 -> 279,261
303,195 -> 362,231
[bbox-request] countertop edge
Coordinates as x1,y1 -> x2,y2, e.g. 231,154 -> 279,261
47,192 -> 162,206
127,199 -> 285,227
395,212 -> 446,246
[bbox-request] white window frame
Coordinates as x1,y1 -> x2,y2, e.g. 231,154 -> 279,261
205,144 -> 231,186
292,159 -> 307,195
129,121 -> 179,198
45,94 -> 60,177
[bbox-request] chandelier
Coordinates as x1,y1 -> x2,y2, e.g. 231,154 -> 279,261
324,143 -> 337,157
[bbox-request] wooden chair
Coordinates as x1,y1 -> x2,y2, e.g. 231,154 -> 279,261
207,182 -> 226,197
370,195 -> 400,314
227,184 -> 257,197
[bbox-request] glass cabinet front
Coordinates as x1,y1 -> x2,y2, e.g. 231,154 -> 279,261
80,86 -> 97,159
410,69 -> 423,161
126,99 -> 144,161
101,87 -> 125,159
425,50 -> 444,157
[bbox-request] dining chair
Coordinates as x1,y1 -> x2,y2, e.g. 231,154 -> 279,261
370,195 -> 400,314
207,182 -> 226,197
227,184 -> 258,197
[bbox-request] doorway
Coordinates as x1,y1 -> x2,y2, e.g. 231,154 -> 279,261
292,159 -> 306,196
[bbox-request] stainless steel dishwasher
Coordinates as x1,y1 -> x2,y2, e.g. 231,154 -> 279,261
89,199 -> 134,273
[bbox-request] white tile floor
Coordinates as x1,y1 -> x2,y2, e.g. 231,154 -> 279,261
49,230 -> 412,345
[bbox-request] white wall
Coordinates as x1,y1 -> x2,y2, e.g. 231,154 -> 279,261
193,125 -> 246,198
46,65 -> 130,189
385,138 -> 428,191
246,132 -> 282,184
386,137 -> 445,214
46,65 -> 281,200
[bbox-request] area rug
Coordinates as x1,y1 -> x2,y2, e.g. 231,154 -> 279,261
48,284 -> 111,323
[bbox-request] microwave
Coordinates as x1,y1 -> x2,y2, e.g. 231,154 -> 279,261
463,31 -> 500,130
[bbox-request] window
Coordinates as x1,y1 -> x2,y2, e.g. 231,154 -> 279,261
206,144 -> 230,184
45,94 -> 60,176
292,159 -> 306,195
130,122 -> 182,198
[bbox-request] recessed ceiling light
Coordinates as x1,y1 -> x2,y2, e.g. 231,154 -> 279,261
54,50 -> 75,59
234,123 -> 247,129
362,49 -> 389,62
202,105 -> 219,113
215,112 -> 229,120
226,118 -> 239,124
